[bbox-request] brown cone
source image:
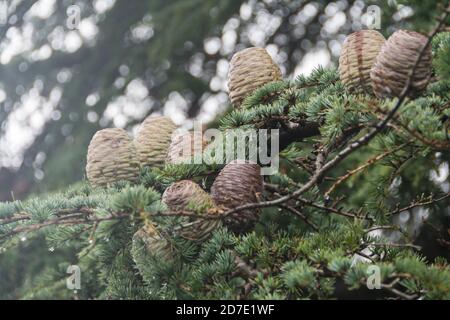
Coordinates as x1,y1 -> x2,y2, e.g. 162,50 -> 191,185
339,30 -> 385,93
86,128 -> 140,187
210,160 -> 263,233
228,47 -> 282,107
132,224 -> 173,262
162,180 -> 220,241
370,29 -> 432,98
134,116 -> 177,168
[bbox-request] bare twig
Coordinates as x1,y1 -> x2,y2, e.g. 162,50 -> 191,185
387,193 -> 450,216
0,212 -> 130,240
365,225 -> 403,234
324,142 -> 410,198
381,281 -> 419,300
0,214 -> 31,226
265,182 -> 370,221
363,242 -> 422,251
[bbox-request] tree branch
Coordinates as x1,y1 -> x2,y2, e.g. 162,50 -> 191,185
220,5 -> 450,218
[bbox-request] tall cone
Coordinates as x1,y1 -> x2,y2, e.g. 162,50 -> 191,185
86,128 -> 140,187
134,116 -> 177,168
228,47 -> 282,107
339,30 -> 385,93
370,29 -> 432,98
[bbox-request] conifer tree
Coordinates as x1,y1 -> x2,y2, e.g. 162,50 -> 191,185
0,1 -> 449,300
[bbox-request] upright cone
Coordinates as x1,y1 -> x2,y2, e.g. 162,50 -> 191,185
163,180 -> 215,211
134,116 -> 177,168
132,224 -> 173,262
86,128 -> 140,187
370,29 -> 432,98
228,47 -> 282,107
339,30 -> 386,93
211,160 -> 263,233
162,180 -> 220,241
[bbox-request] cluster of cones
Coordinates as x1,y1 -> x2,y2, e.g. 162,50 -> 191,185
85,45 -> 284,244
339,29 -> 432,97
132,160 -> 264,260
86,27 -> 432,252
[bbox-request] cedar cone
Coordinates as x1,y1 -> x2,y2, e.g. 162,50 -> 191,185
134,116 -> 177,168
86,128 -> 140,187
166,131 -> 207,165
210,160 -> 263,233
162,180 -> 220,241
132,224 -> 173,262
370,29 -> 432,98
339,30 -> 386,93
228,47 -> 282,107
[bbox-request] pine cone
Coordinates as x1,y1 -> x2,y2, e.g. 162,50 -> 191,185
134,116 -> 177,168
339,30 -> 385,93
162,180 -> 220,241
370,29 -> 432,98
228,47 -> 282,107
210,160 -> 263,233
166,131 -> 207,165
132,224 -> 173,262
86,128 -> 140,187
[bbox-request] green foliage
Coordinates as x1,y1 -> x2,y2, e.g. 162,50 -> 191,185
1,62 -> 449,299
111,185 -> 161,214
433,31 -> 450,83
1,1 -> 450,300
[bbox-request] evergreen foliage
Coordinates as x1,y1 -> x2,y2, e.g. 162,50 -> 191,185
0,1 -> 449,300
1,32 -> 449,297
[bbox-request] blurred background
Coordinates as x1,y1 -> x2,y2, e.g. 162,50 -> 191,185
0,0 -> 440,200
